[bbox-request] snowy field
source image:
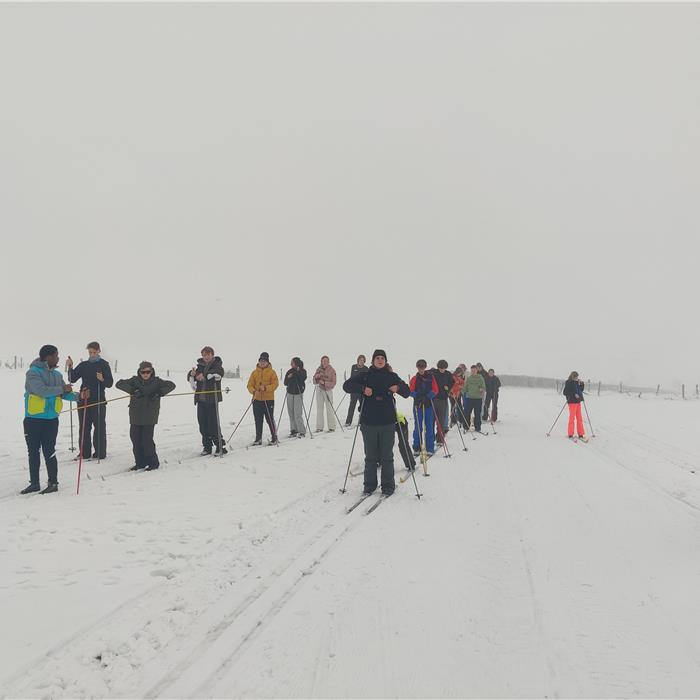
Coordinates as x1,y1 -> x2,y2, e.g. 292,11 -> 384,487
2,368 -> 700,698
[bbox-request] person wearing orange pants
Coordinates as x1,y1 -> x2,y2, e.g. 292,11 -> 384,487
563,371 -> 585,438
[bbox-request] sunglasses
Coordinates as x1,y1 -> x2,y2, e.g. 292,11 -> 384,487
140,369 -> 153,375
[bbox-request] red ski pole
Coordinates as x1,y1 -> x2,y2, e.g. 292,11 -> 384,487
76,392 -> 89,495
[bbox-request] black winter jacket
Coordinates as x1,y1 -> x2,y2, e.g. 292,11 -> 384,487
563,379 -> 585,404
343,366 -> 410,426
69,358 -> 113,401
485,375 -> 502,395
116,375 -> 176,425
430,369 -> 454,400
284,367 -> 308,395
188,356 -> 224,404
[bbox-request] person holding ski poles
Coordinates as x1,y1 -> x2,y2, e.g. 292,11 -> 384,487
21,345 -> 78,494
342,349 -> 410,497
283,357 -> 307,438
187,346 -> 226,455
430,359 -> 454,445
483,368 -> 502,422
409,359 -> 439,457
66,341 -> 113,460
462,365 -> 486,432
116,361 -> 176,471
247,352 -> 279,445
313,355 -> 337,432
563,371 -> 586,439
345,355 -> 369,426
450,364 -> 466,428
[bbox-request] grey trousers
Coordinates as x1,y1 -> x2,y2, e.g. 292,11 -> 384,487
287,393 -> 306,434
360,422 -> 396,495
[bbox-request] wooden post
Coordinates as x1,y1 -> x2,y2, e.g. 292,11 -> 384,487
682,384 -> 686,400
598,381 -> 601,396
696,384 -> 699,397
167,369 -> 170,377
656,384 -> 660,395
13,355 -> 17,369
556,380 -> 560,393
115,359 -> 118,373
619,381 -> 623,393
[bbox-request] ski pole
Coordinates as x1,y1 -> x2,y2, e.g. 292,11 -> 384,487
76,394 -> 89,495
546,402 -> 567,437
455,397 -> 476,440
340,396 -> 365,494
96,382 -> 101,464
213,384 -> 224,456
65,360 -> 75,452
394,402 -> 422,499
295,379 -> 313,439
324,389 -> 345,432
225,399 -> 253,444
450,402 -> 469,452
430,399 -> 451,458
262,398 -> 279,445
582,400 -> 596,437
275,391 -> 289,436
308,384 -> 317,430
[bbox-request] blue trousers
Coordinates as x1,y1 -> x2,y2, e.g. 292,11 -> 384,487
413,404 -> 435,453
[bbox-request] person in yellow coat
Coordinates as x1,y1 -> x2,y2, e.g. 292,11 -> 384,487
247,352 -> 279,445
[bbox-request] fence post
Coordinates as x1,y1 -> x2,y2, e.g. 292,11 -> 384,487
682,384 -> 686,400
20,357 -> 23,368
619,381 -> 623,393
598,381 -> 601,396
696,384 -> 699,397
115,359 -> 118,373
656,384 -> 660,396
167,369 -> 170,377
13,355 -> 17,369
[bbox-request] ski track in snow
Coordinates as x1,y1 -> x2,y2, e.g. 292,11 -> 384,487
2,372 -> 700,698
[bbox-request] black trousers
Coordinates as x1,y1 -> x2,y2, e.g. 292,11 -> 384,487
197,402 -> 222,449
130,425 -> 159,468
433,397 -> 449,440
346,394 -> 362,424
483,392 -> 499,421
464,397 -> 483,432
24,417 -> 59,485
360,423 -> 396,495
78,403 -> 107,458
253,400 -> 276,441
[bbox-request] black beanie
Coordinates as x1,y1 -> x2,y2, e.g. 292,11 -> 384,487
372,349 -> 387,362
259,352 -> 270,362
39,344 -> 58,361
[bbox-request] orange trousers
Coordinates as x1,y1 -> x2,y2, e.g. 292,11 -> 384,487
567,403 -> 585,437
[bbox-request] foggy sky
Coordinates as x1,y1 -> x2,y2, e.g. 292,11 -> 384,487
1,2 -> 698,387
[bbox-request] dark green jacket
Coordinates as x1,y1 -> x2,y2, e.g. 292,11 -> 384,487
116,375 -> 176,425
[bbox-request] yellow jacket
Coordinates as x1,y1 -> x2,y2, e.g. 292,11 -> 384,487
247,364 -> 279,401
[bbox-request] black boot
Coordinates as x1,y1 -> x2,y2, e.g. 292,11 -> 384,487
40,483 -> 58,494
20,483 -> 40,494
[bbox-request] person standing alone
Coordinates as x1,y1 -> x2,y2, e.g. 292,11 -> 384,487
563,371 -> 586,439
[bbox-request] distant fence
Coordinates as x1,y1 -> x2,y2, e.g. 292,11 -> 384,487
501,375 -> 699,399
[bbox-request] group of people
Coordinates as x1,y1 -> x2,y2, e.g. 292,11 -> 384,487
19,341 -> 504,497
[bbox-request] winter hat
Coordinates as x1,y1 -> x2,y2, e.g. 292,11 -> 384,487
259,352 -> 270,363
39,344 -> 58,361
372,349 -> 387,362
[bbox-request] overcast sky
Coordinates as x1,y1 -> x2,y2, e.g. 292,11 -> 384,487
1,2 -> 698,387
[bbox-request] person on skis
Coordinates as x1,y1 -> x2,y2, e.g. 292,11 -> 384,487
247,352 -> 279,445
342,349 -> 410,497
563,371 -> 586,439
187,347 -> 226,455
410,359 -> 439,457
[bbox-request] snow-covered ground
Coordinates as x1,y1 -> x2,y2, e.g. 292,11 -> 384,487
2,367 -> 700,698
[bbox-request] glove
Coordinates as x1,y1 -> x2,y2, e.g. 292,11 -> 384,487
207,373 -> 222,381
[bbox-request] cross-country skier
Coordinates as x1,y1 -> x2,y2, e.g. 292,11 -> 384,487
345,355 -> 369,426
342,349 -> 410,497
116,361 -> 176,471
410,359 -> 439,456
247,352 -> 279,445
187,347 -> 226,455
483,368 -> 502,422
21,345 -> 78,494
462,365 -> 486,432
563,371 -> 586,439
283,357 -> 307,437
313,355 -> 337,432
430,359 -> 454,445
66,341 -> 113,460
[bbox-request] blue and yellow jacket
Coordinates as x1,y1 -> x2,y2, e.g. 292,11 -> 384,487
24,358 -> 77,419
